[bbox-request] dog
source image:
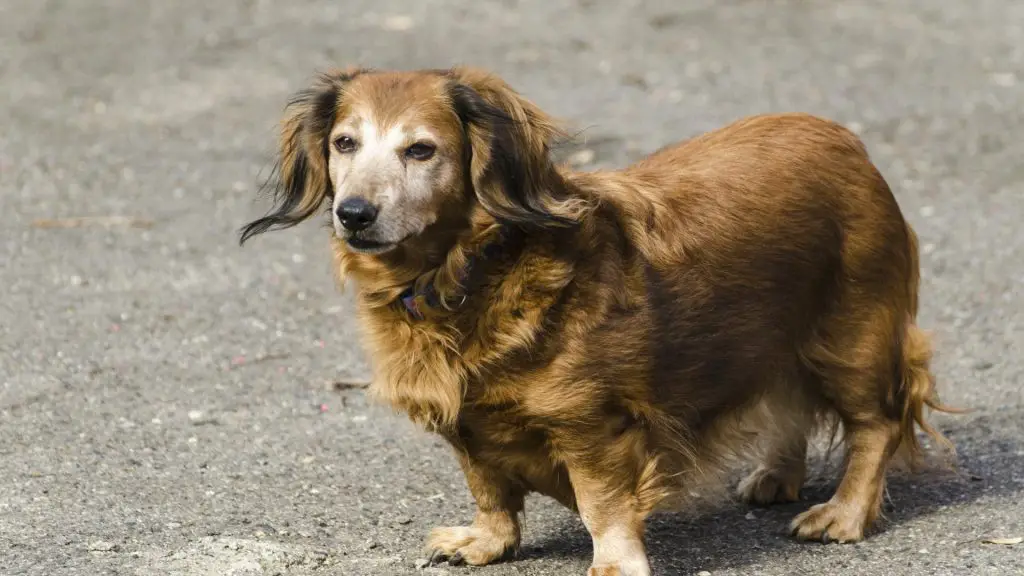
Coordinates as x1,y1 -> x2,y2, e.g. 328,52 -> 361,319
239,66 -> 954,575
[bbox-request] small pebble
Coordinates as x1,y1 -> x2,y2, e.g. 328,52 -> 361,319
415,558 -> 431,569
396,515 -> 413,525
697,571 -> 712,576
88,541 -> 119,552
744,511 -> 757,520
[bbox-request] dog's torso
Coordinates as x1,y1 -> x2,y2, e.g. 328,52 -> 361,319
355,112 -> 916,512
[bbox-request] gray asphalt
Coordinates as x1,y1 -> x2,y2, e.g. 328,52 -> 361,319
2,1 -> 1022,575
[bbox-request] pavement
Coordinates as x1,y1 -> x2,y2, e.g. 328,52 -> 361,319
1,0 -> 1022,574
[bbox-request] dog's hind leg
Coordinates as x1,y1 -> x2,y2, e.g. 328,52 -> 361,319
790,418 -> 898,542
790,306 -> 933,543
737,385 -> 815,506
737,425 -> 808,506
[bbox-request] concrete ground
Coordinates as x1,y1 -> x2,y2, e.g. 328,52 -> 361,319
2,0 -> 1022,574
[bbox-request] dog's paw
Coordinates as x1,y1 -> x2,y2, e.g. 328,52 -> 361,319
425,525 -> 517,566
737,467 -> 802,506
790,500 -> 867,543
587,560 -> 651,576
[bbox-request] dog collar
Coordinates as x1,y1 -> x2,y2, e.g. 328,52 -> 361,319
397,227 -> 518,321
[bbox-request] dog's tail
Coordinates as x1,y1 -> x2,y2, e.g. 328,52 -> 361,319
894,224 -> 961,468
895,322 -> 957,468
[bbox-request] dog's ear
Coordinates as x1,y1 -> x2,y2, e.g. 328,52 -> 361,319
446,68 -> 590,227
239,68 -> 365,244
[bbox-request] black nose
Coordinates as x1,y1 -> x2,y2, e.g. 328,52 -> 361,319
336,198 -> 378,231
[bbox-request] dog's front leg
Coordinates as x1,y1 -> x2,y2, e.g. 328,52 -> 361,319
566,459 -> 652,576
425,450 -> 523,566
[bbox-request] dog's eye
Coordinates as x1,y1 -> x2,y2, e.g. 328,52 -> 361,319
334,136 -> 357,153
405,142 -> 436,161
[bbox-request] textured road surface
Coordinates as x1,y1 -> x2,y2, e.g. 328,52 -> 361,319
2,1 -> 1022,575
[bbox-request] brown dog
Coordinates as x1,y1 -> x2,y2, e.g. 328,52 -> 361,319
240,67 -> 953,575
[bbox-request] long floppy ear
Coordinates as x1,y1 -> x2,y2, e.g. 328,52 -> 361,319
446,68 -> 591,227
239,68 -> 365,245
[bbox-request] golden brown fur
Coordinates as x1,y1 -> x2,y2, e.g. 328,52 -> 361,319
240,67 -> 956,575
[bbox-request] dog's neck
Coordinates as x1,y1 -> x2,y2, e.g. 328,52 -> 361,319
397,225 -> 523,320
334,210 -> 524,319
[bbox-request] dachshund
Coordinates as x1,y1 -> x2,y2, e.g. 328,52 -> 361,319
240,66 -> 954,575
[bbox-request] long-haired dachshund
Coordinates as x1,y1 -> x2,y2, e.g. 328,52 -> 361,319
240,67 -> 954,575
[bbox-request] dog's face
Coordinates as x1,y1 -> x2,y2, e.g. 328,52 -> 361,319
238,67 -> 590,257
326,74 -> 467,254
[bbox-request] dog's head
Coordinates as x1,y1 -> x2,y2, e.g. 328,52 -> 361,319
239,67 -> 590,256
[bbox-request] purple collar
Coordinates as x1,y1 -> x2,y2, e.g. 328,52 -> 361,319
398,288 -> 430,321
397,227 -> 518,320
